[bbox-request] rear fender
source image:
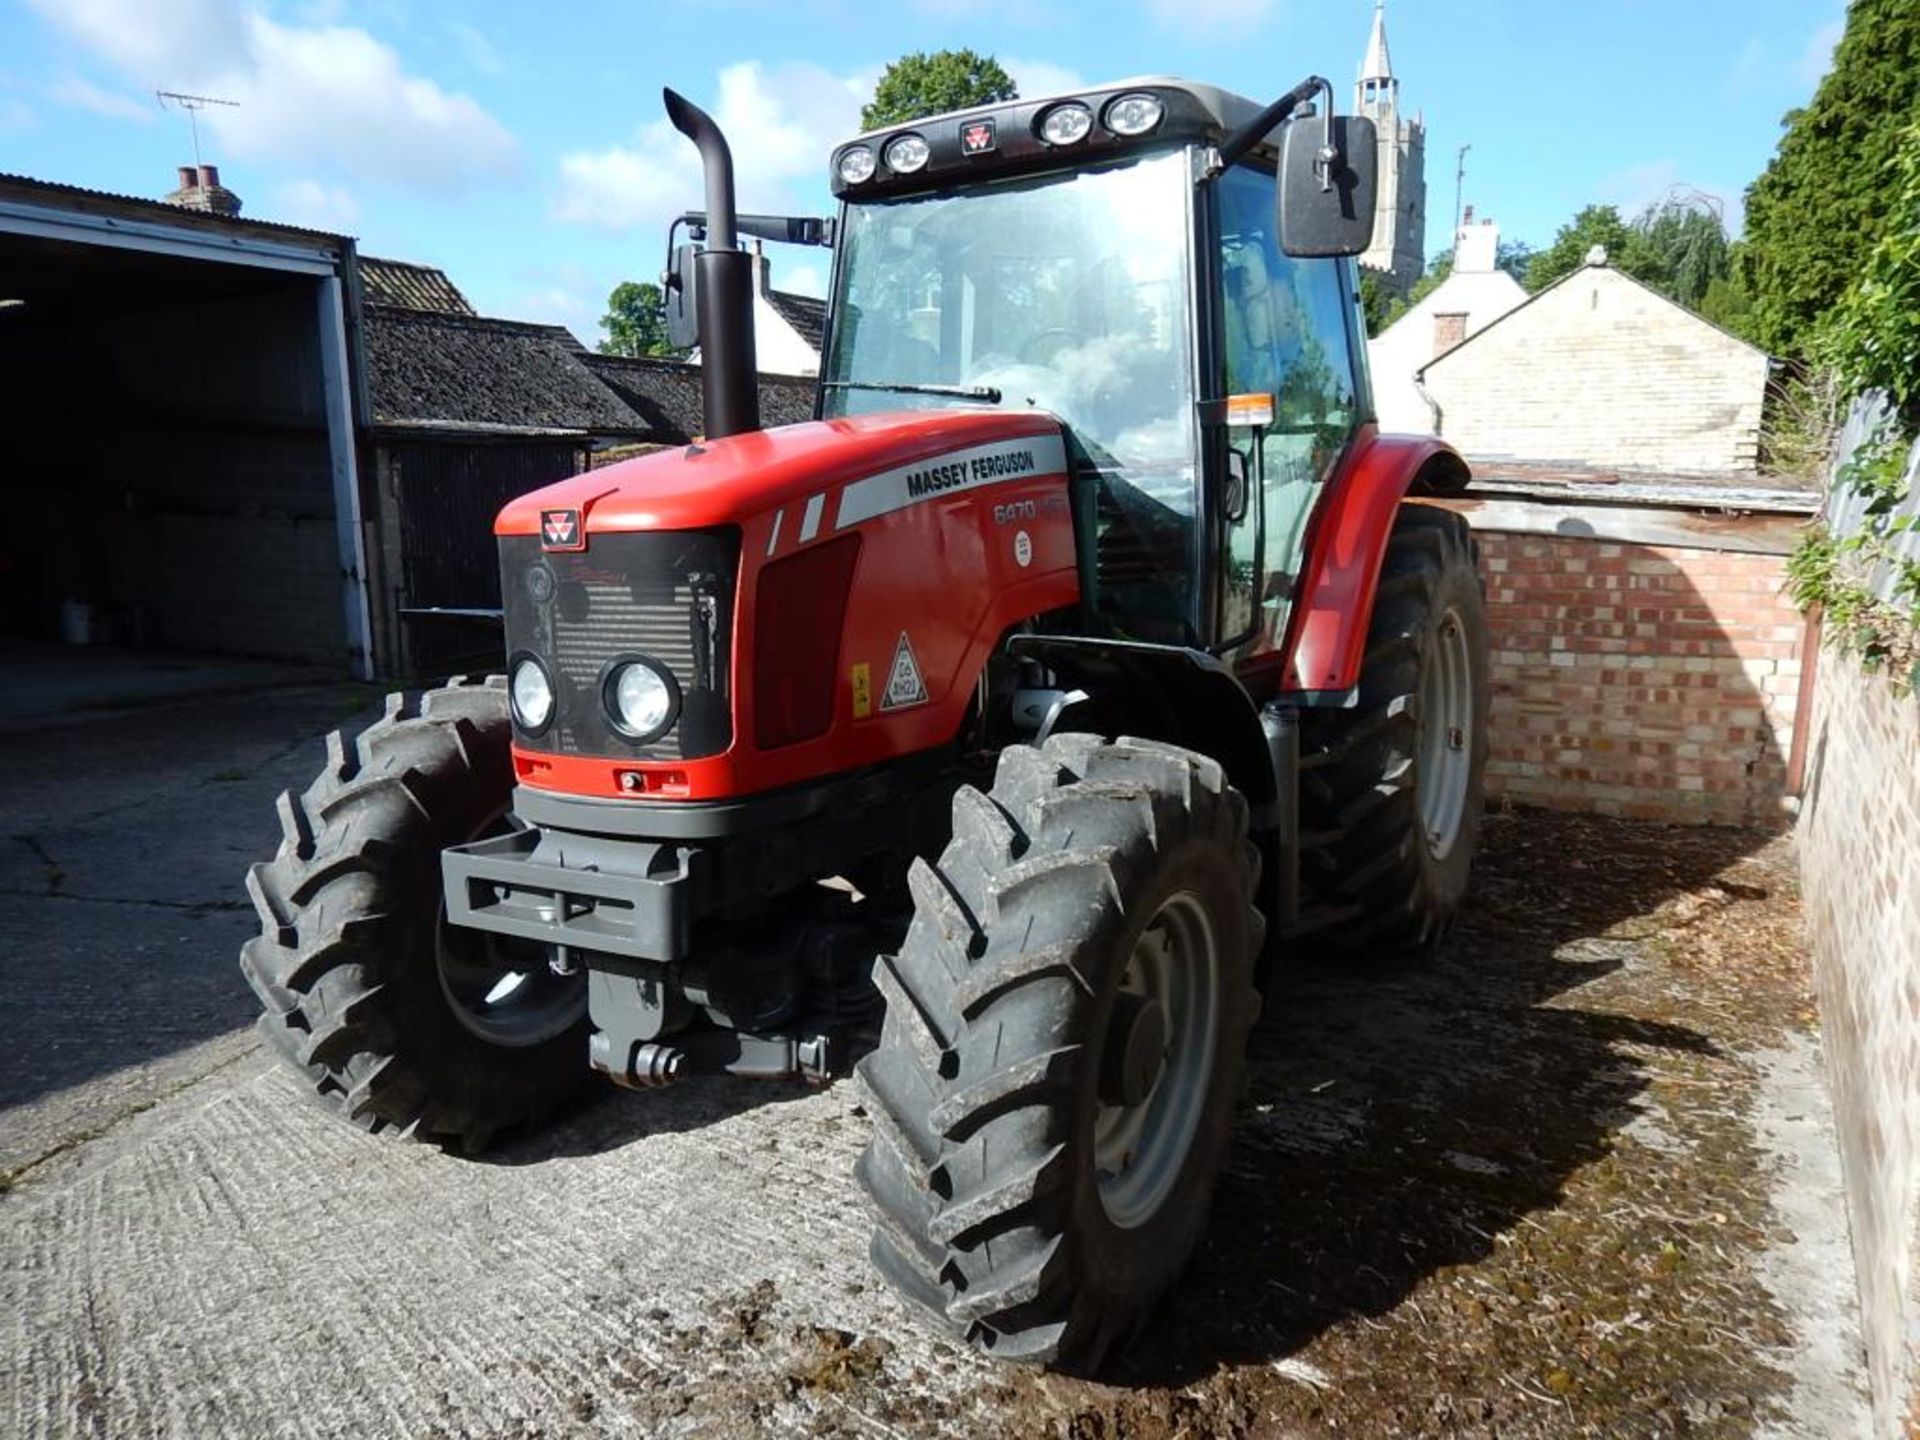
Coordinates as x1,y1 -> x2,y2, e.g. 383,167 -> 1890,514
1281,428 -> 1470,695
1007,635 -> 1278,825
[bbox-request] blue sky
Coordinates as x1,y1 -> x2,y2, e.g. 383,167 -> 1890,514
1,0 -> 1845,344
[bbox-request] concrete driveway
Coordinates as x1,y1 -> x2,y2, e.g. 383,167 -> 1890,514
0,682 -> 1872,1438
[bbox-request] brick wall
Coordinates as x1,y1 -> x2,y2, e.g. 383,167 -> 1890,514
1471,526 -> 1802,826
1799,649 -> 1920,1436
1422,264 -> 1770,473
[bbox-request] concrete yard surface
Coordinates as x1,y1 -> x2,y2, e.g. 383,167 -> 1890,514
0,687 -> 1873,1438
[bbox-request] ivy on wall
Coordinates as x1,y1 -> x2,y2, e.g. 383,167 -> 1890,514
1786,427 -> 1920,696
1784,120 -> 1920,696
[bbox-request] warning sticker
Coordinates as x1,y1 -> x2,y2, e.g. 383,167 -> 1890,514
851,662 -> 872,719
880,632 -> 929,711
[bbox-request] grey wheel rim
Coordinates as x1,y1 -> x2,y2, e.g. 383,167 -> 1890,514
1092,891 -> 1221,1229
1419,605 -> 1475,861
435,814 -> 586,1048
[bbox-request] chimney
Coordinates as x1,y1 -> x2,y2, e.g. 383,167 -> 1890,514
162,162 -> 243,218
1454,216 -> 1501,274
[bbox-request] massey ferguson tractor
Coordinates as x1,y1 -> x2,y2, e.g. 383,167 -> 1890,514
242,74 -> 1488,1370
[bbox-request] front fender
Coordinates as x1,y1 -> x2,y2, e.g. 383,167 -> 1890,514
1008,635 -> 1277,823
1281,427 -> 1471,694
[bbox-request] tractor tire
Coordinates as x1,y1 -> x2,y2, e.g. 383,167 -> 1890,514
857,734 -> 1263,1371
1296,503 -> 1489,959
240,676 -> 589,1152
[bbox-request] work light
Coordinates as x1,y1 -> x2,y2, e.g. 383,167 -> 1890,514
837,145 -> 877,184
884,133 -> 930,173
1038,103 -> 1094,146
1104,93 -> 1164,137
510,656 -> 555,733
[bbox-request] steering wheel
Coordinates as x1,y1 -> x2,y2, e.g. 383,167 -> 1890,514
1018,327 -> 1076,365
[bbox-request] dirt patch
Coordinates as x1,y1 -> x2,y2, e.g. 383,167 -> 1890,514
965,808 -> 1851,1438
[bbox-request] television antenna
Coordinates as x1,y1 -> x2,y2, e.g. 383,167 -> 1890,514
155,89 -> 239,167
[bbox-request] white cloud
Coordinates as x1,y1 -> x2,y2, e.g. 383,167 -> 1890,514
1142,0 -> 1273,31
775,259 -> 824,298
1002,56 -> 1085,101
448,21 -> 503,76
48,75 -> 154,123
554,60 -> 864,232
26,0 -> 518,189
270,178 -> 360,231
0,98 -> 34,135
509,285 -> 598,346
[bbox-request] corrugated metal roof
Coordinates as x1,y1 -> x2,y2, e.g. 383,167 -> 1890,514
0,170 -> 351,249
1465,458 -> 1820,515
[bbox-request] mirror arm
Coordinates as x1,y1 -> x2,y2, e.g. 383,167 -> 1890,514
1216,74 -> 1332,173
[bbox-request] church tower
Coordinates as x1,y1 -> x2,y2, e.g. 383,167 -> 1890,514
1355,1 -> 1426,296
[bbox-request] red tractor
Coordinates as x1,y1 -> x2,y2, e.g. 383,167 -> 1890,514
242,74 -> 1487,1370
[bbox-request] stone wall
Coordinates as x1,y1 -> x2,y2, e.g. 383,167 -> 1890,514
1798,649 -> 1920,1437
1446,511 -> 1805,827
1421,264 -> 1771,473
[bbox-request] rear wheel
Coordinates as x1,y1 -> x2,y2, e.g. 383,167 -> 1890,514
857,734 -> 1262,1370
240,677 -> 589,1152
1296,503 -> 1489,958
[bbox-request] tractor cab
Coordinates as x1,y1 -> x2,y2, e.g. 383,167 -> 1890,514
817,79 -> 1376,660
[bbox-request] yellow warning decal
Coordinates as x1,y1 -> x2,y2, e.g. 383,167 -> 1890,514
851,661 -> 872,719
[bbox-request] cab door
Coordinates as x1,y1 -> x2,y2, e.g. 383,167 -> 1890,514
1209,163 -> 1364,674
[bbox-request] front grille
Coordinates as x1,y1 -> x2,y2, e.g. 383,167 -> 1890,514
500,530 -> 739,761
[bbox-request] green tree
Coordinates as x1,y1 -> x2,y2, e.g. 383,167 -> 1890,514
598,281 -> 676,358
1632,200 -> 1731,311
1495,239 -> 1535,286
861,49 -> 1018,130
1524,205 -> 1647,291
1821,120 -> 1920,424
1742,0 -> 1920,355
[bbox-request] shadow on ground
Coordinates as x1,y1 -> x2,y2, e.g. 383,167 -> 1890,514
1115,807 -> 1774,1388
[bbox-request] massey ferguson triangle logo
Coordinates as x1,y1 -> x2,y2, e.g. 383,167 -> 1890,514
961,120 -> 996,155
540,509 -> 584,551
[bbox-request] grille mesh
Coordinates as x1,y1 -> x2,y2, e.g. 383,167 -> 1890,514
499,530 -> 737,761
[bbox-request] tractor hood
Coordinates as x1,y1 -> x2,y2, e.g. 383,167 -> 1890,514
496,409 -> 1068,539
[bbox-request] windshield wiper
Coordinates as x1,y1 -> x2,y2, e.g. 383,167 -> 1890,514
819,379 -> 1002,403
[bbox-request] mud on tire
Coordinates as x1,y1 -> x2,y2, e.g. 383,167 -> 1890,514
240,677 -> 588,1152
1296,503 -> 1490,959
856,733 -> 1263,1371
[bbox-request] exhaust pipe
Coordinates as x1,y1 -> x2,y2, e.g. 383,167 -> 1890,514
663,88 -> 760,440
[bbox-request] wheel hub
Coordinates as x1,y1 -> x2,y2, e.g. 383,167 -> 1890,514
1099,991 -> 1168,1108
1091,891 -> 1222,1230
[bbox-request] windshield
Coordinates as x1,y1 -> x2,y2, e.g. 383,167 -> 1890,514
823,151 -> 1201,640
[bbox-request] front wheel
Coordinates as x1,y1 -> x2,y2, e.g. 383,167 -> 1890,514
240,677 -> 589,1152
856,734 -> 1262,1370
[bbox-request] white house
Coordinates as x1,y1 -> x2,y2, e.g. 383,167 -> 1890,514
1368,214 -> 1528,433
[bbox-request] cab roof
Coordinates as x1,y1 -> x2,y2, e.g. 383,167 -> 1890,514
828,77 -> 1278,200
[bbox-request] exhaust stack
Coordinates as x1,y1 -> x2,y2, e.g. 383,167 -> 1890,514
663,88 -> 760,439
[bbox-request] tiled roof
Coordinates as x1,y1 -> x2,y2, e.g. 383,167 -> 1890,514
360,256 -> 475,315
365,306 -> 646,436
767,290 -> 827,353
580,353 -> 817,444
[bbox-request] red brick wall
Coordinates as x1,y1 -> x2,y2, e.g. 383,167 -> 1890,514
1471,530 -> 1803,827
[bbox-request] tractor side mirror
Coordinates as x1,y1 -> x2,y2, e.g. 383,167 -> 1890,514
663,242 -> 700,350
1277,114 -> 1378,258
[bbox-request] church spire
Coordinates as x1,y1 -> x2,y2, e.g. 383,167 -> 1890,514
1357,0 -> 1398,116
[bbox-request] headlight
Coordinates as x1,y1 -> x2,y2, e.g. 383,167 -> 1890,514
1103,93 -> 1164,137
1038,103 -> 1094,146
837,145 -> 877,184
604,657 -> 680,742
510,656 -> 555,733
883,133 -> 930,173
